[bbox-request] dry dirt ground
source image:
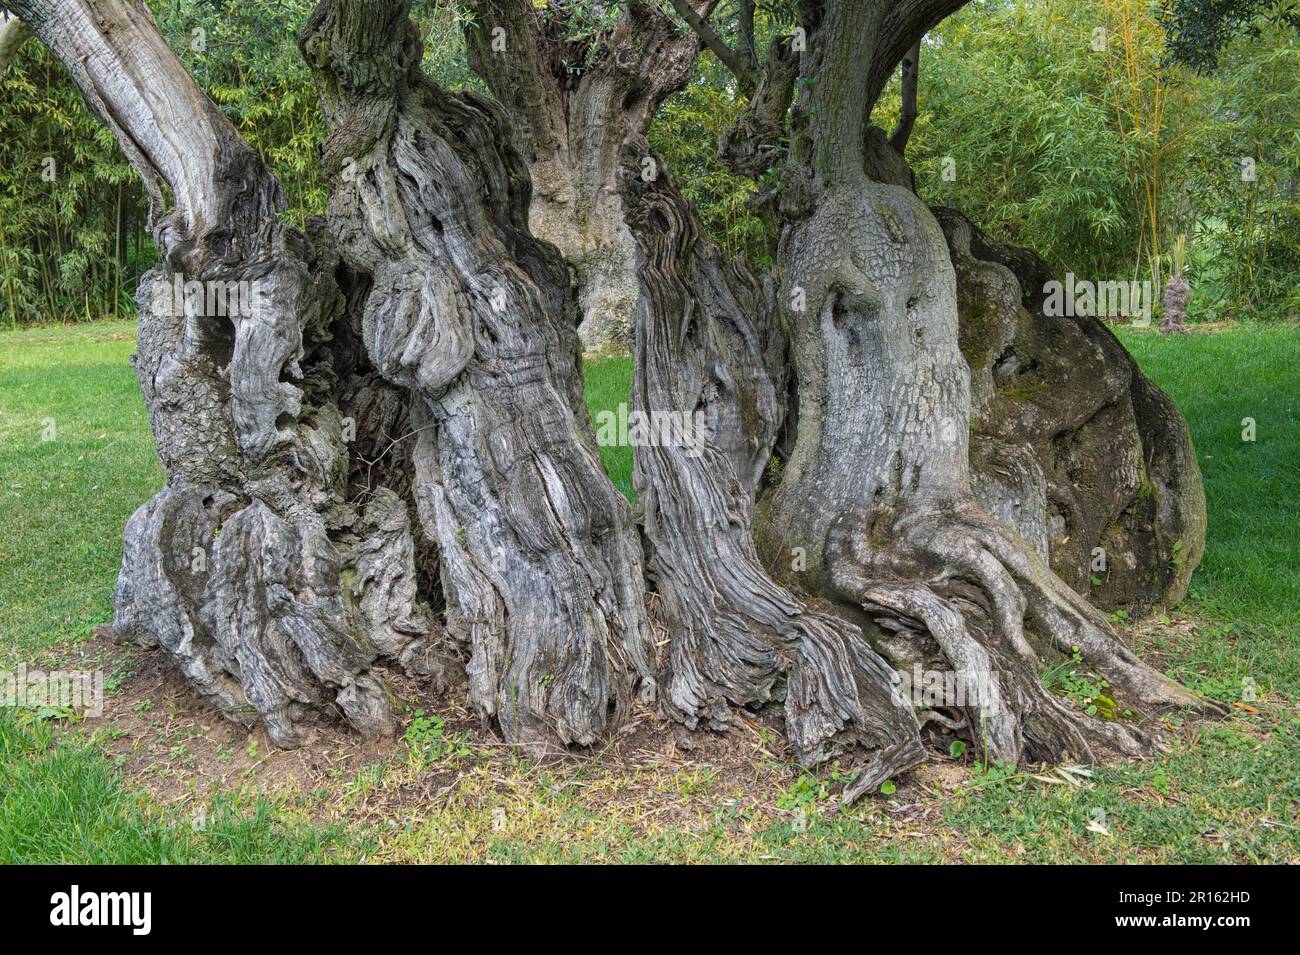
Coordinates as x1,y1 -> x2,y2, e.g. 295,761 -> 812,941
48,613 -> 1253,864
62,629 -> 997,844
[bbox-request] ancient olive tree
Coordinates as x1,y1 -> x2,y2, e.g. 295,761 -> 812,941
13,0 -> 654,750
668,0 -> 1215,781
7,0 -> 1218,796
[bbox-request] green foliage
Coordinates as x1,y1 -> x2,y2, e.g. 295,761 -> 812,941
900,0 -> 1154,279
1176,23 -> 1300,320
1,0 -> 1294,326
896,0 -> 1298,321
1161,0 -> 1300,71
403,711 -> 471,767
0,0 -> 474,326
158,0 -> 329,226
1042,645 -> 1125,719
777,773 -> 829,809
0,42 -> 144,325
650,54 -> 771,269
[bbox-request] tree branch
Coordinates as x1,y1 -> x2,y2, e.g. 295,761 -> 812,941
9,0 -> 280,263
739,0 -> 757,65
462,0 -> 566,161
717,35 -> 797,178
888,39 -> 920,155
867,0 -> 968,110
795,0 -> 889,188
667,0 -> 757,93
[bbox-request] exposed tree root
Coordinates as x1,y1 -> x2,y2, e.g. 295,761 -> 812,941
938,207 -> 1208,613
827,498 -> 1219,775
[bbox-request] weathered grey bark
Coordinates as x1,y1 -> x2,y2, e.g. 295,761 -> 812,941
753,0 -> 1215,773
717,36 -> 798,181
15,0 -> 446,746
855,129 -> 1205,613
19,0 -> 1218,786
619,139 -> 924,785
464,0 -> 702,351
300,0 -> 655,751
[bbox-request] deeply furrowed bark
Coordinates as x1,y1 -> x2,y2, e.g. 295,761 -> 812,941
300,0 -> 654,751
19,0 -> 1218,787
712,24 -> 1205,617
13,0 -> 447,745
465,0 -> 701,351
755,0 -> 1215,780
619,140 -> 925,783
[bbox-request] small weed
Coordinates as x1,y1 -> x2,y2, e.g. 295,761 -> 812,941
1042,645 -> 1126,719
403,711 -> 471,768
777,773 -> 829,810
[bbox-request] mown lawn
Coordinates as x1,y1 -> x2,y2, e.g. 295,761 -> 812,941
0,320 -> 1296,863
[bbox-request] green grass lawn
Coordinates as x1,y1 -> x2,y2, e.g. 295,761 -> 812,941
0,322 -> 162,665
1120,327 -> 1300,637
583,354 -> 635,501
0,320 -> 1296,863
0,713 -> 370,863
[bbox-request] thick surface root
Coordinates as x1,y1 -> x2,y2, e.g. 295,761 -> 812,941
827,499 -> 1216,776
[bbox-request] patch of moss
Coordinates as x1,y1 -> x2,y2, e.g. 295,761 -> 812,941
997,380 -> 1048,402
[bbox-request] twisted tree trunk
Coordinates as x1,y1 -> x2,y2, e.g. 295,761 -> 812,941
21,0 -> 652,752
19,0 -> 1218,790
618,138 -> 924,786
464,0 -> 701,351
755,0 -> 1216,771
11,0 -> 437,745
300,0 -> 654,751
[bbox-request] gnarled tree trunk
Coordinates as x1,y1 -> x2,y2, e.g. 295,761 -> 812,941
19,0 -> 1217,791
942,208 -> 1207,614
11,0 -> 436,745
464,0 -> 701,351
755,0 -> 1215,772
300,0 -> 654,751
619,138 -> 924,788
22,0 -> 653,753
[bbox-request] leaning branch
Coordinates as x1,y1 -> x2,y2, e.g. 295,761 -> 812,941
667,0 -> 757,93
8,0 -> 277,260
888,39 -> 920,155
867,0 -> 968,109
